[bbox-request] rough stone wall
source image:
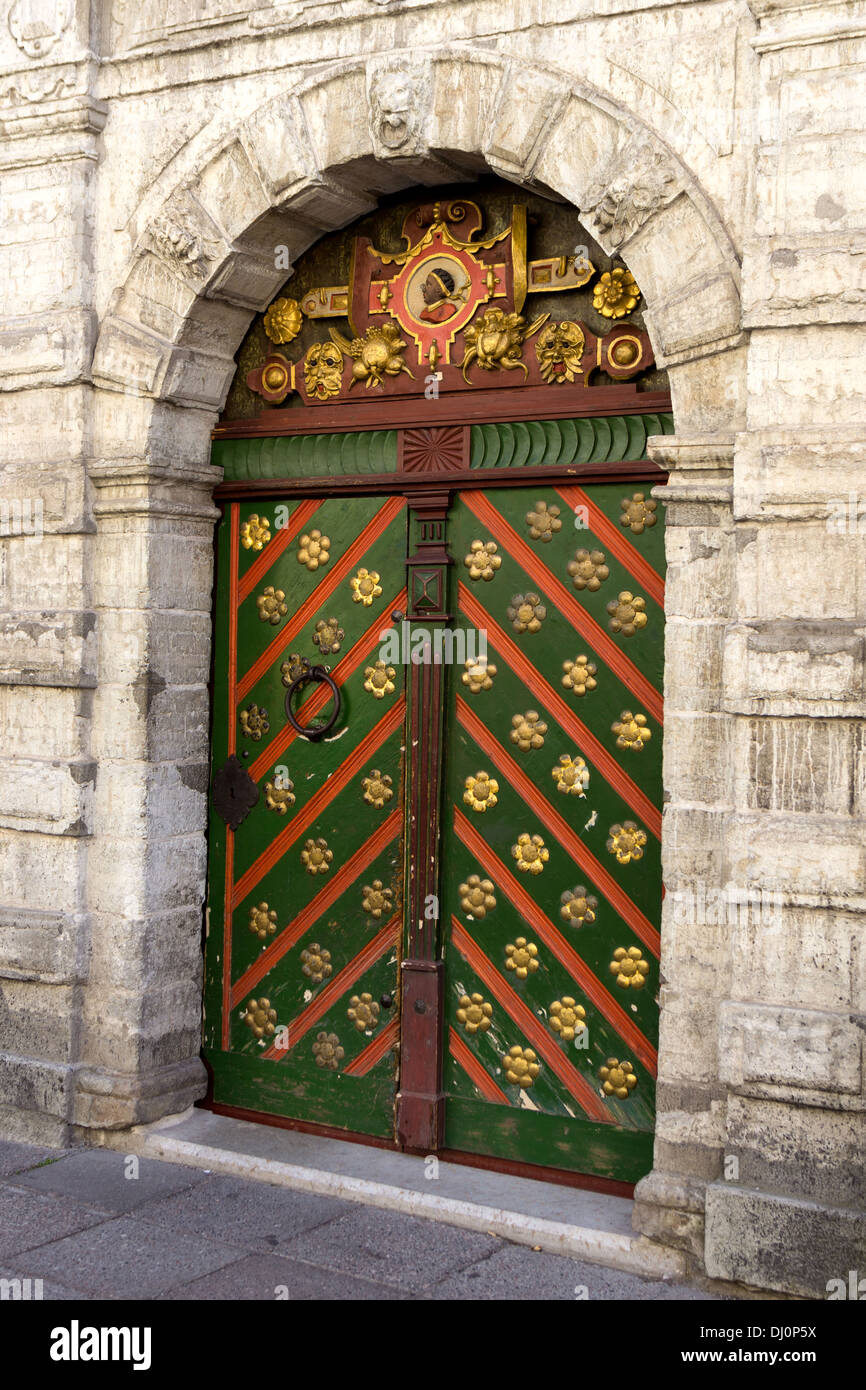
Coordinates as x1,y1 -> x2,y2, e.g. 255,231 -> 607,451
0,0 -> 863,1296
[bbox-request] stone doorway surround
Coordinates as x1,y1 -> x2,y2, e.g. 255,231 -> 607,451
2,24 -> 864,1300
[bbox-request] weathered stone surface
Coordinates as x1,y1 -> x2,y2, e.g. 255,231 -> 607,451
0,9 -> 863,1302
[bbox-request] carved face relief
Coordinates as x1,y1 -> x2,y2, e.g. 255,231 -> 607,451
535,320 -> 586,384
304,341 -> 343,400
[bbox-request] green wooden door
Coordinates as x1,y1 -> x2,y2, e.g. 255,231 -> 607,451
203,494 -> 407,1137
439,483 -> 664,1182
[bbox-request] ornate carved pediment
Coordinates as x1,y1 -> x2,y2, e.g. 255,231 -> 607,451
243,196 -> 654,409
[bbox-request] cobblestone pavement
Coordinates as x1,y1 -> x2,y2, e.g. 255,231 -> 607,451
0,1139 -> 722,1301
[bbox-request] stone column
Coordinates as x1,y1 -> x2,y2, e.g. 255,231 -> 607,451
0,22 -> 103,1142
632,435 -> 737,1265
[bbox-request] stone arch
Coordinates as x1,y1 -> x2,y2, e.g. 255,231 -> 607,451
81,45 -> 743,1209
92,47 -> 745,437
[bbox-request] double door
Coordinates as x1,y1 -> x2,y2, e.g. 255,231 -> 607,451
204,480 -> 663,1182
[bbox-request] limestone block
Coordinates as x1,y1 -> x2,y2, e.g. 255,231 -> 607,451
723,622 -> 865,715
0,684 -> 87,763
662,712 -> 731,807
483,63 -> 567,177
0,906 -> 87,984
0,828 -> 85,914
621,196 -> 732,305
0,980 -> 78,1062
298,68 -> 402,196
733,522 -> 866,621
92,527 -> 217,613
1,533 -> 90,611
0,1052 -> 75,1125
428,54 -> 504,169
0,756 -> 93,836
719,1000 -> 863,1096
663,618 -> 725,712
733,433 -> 866,517
663,524 -> 735,620
0,609 -> 96,687
91,318 -> 169,396
660,806 -> 729,890
86,906 -> 202,996
747,325 -> 866,428
725,1094 -> 866,1208
72,1056 -> 207,1131
81,979 -> 203,1075
656,986 -> 723,1085
91,392 -> 217,471
667,343 -> 748,435
732,715 -> 858,815
190,139 -> 271,246
87,833 -> 206,917
239,93 -> 315,201
729,902 -> 859,1013
0,310 -> 97,390
95,607 -> 212,685
112,252 -> 199,346
532,95 -> 628,214
0,457 -> 89,536
161,343 -> 236,409
727,810 -> 866,898
755,136 -> 866,240
645,271 -> 741,364
91,761 -> 208,843
202,252 -> 288,314
0,385 -> 87,466
652,1081 -> 728,1184
742,238 -> 866,327
705,1183 -> 866,1298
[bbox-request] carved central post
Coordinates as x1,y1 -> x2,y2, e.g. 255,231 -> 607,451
396,487 -> 452,1151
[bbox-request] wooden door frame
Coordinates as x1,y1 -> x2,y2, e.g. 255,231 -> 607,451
202,378 -> 671,1188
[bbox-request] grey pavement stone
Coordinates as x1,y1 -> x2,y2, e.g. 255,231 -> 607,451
6,1215 -> 241,1299
6,1149 -> 206,1212
133,1173 -> 351,1249
0,1266 -> 88,1301
0,1185 -> 111,1260
427,1239 -> 724,1300
160,1252 -> 408,1301
0,1139 -> 68,1178
279,1204 -> 500,1291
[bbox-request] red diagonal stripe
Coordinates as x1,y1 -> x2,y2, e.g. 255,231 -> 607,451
451,918 -> 613,1121
232,697 -> 405,908
448,1025 -> 511,1105
462,491 -> 663,724
453,811 -> 658,1074
557,486 -> 664,609
237,495 -> 405,701
238,499 -> 323,604
460,584 -> 660,840
231,813 -> 402,1003
457,696 -> 659,956
248,587 -> 407,782
344,1016 -> 400,1077
261,916 -> 400,1059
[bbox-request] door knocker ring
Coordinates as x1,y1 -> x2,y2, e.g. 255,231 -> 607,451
284,664 -> 342,741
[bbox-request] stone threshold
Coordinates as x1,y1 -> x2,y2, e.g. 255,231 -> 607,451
101,1106 -> 684,1281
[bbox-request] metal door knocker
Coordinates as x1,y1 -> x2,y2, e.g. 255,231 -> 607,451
284,663 -> 342,741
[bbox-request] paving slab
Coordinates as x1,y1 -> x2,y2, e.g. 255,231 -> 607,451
160,1252 -> 408,1301
426,1239 -> 725,1300
279,1203 -> 500,1291
113,1108 -> 683,1279
0,1140 -> 68,1178
6,1214 -> 242,1299
7,1148 -> 207,1213
0,1185 -> 111,1260
134,1173 -> 353,1249
0,1266 -> 89,1302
